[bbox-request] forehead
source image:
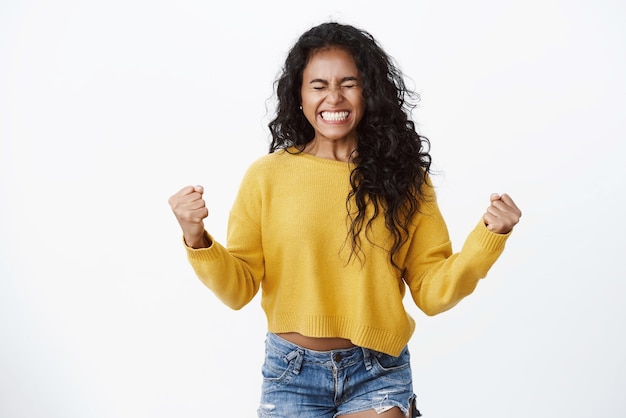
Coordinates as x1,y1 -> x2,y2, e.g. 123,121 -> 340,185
303,47 -> 359,77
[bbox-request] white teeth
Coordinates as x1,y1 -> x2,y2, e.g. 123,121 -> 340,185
321,111 -> 349,121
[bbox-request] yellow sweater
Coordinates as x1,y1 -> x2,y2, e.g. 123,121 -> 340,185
185,149 -> 511,356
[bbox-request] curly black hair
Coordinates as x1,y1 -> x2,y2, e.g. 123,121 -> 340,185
269,22 -> 432,271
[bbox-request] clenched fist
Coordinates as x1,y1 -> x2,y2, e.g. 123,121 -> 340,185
483,193 -> 522,234
168,185 -> 210,248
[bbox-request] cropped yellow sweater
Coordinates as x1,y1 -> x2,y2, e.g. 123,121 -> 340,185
185,149 -> 511,356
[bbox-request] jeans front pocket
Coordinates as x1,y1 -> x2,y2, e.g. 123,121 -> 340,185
370,346 -> 412,386
261,346 -> 303,386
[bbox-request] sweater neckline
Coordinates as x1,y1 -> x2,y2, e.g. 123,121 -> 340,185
285,146 -> 355,169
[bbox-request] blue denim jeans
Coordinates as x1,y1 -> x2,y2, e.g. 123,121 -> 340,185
257,333 -> 418,417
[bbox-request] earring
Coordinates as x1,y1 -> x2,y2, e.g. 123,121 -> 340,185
299,105 -> 303,110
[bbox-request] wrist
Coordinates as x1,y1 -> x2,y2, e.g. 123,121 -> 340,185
184,231 -> 211,249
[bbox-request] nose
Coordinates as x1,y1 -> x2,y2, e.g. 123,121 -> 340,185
325,85 -> 344,104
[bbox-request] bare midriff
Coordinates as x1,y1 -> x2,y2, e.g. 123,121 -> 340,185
277,332 -> 356,351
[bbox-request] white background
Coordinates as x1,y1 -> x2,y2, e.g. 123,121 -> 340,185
1,0 -> 625,417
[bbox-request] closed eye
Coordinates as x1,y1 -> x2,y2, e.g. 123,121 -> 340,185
308,76 -> 360,90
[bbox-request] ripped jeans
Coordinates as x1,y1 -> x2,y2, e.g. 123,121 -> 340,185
258,333 -> 420,417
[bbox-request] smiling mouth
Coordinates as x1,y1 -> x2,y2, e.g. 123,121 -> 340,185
320,111 -> 350,121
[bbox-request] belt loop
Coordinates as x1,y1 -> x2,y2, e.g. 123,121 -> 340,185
293,349 -> 304,375
284,349 -> 305,375
362,348 -> 373,371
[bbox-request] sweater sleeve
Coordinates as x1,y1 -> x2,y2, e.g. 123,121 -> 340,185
403,191 -> 511,316
184,166 -> 265,310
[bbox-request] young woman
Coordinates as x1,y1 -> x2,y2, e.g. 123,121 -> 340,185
169,22 -> 521,418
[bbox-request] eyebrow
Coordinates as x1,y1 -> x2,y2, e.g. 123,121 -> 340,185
308,76 -> 359,84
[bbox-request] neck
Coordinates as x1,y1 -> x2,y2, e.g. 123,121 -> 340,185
303,138 -> 357,162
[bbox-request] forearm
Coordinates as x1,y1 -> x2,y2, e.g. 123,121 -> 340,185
184,232 -> 263,310
410,221 -> 510,315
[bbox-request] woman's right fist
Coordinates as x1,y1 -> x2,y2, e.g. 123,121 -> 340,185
168,185 -> 210,248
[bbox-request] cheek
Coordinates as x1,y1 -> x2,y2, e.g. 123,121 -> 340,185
302,106 -> 318,126
353,97 -> 366,119
351,91 -> 365,110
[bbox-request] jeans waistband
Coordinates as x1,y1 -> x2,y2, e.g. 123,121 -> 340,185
265,332 -> 374,372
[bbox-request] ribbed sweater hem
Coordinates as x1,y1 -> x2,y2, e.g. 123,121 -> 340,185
268,312 -> 412,357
